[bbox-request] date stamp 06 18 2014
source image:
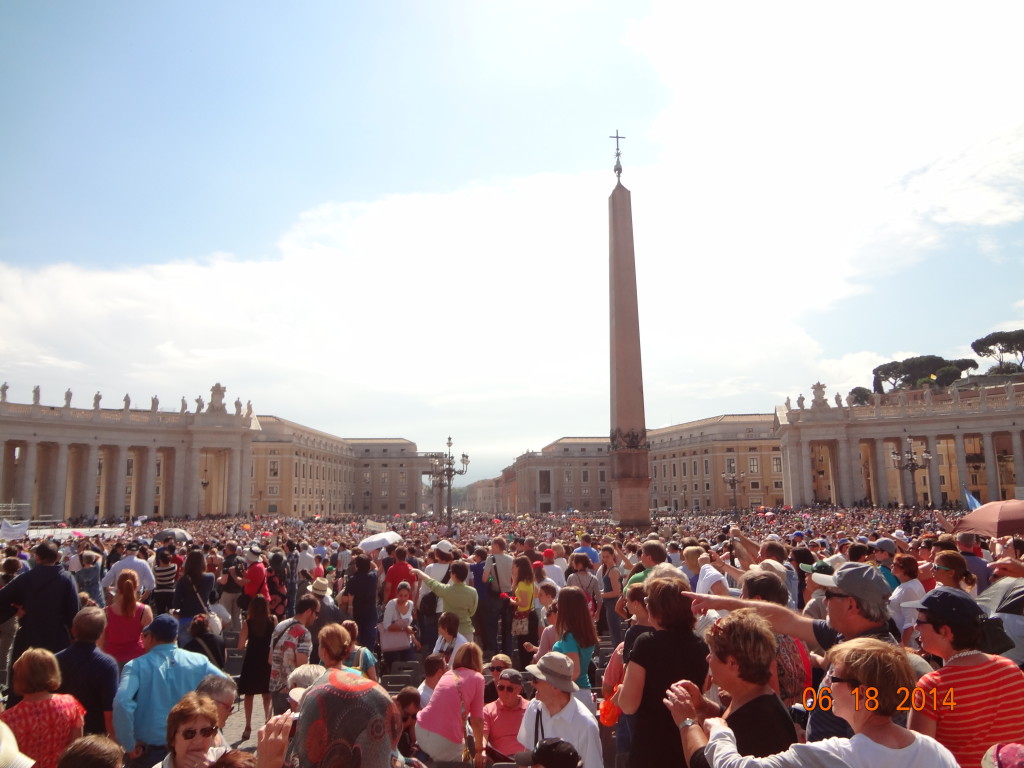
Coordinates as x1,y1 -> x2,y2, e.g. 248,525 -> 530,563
802,686 -> 957,712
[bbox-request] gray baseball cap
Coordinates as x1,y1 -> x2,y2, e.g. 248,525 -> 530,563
811,561 -> 892,602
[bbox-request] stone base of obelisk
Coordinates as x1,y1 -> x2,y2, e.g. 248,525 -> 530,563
611,480 -> 651,528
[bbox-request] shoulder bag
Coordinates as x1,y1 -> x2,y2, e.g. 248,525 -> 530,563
453,671 -> 477,762
487,555 -> 502,596
189,576 -> 224,636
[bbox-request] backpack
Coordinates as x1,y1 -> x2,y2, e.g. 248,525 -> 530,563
419,565 -> 450,615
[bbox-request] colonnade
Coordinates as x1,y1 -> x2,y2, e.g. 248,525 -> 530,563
780,381 -> 1024,508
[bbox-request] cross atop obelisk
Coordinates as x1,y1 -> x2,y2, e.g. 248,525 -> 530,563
609,130 -> 626,179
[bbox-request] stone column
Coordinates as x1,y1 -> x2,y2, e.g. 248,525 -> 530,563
171,448 -> 186,518
112,446 -> 129,521
228,448 -> 241,517
955,434 -> 970,502
78,443 -> 98,520
0,441 -> 6,505
185,445 -> 201,519
925,435 -> 941,507
51,442 -> 69,520
16,441 -> 37,512
800,440 -> 813,506
139,445 -> 158,520
874,438 -> 889,506
854,441 -> 870,502
982,432 -> 1000,502
1011,429 -> 1024,495
837,439 -> 854,508
240,438 -> 252,517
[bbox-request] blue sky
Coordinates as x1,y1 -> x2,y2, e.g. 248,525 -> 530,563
2,1 -> 1023,481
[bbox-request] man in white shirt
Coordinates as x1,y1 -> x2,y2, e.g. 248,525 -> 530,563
417,653 -> 446,708
100,542 -> 156,599
518,652 -> 601,768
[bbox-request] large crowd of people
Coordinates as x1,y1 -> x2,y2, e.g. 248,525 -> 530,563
0,504 -> 1022,767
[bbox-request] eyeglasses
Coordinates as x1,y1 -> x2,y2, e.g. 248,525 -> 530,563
179,726 -> 218,740
491,666 -> 509,673
829,675 -> 860,687
496,684 -> 519,692
823,591 -> 850,600
932,564 -> 952,571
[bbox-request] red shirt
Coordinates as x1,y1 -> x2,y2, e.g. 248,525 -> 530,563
0,694 -> 85,768
385,561 -> 417,601
483,696 -> 528,757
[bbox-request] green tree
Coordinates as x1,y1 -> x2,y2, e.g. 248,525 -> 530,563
971,330 -> 1024,368
848,386 -> 872,405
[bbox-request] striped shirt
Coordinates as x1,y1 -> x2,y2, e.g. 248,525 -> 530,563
916,654 -> 1024,768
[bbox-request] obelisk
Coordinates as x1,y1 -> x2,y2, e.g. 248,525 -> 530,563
607,131 -> 650,527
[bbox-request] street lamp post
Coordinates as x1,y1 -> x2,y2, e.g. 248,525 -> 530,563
891,436 -> 931,508
430,436 -> 470,529
720,470 -> 745,513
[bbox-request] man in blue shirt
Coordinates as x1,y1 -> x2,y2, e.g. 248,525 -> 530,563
57,606 -> 119,736
571,535 -> 600,569
113,614 -> 227,768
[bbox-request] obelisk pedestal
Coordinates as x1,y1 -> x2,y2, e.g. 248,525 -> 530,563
608,167 -> 650,528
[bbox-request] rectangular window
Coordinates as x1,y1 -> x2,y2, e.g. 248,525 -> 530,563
939,474 -> 946,485
539,470 -> 551,495
582,470 -> 590,483
582,487 -> 590,495
772,457 -> 782,474
600,487 -> 607,495
681,463 -> 687,477
703,459 -> 709,474
672,463 -> 677,477
599,470 -> 606,482
774,481 -> 783,490
704,482 -> 711,491
725,458 -> 736,473
126,459 -> 134,477
155,485 -> 160,496
652,465 -> 657,479
750,481 -> 761,489
268,485 -> 279,496
363,471 -> 371,484
380,472 -> 389,486
692,460 -> 698,475
156,461 -> 162,478
564,470 -> 572,485
749,457 -> 760,473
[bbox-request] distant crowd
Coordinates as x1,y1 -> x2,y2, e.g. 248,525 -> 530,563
0,504 -> 1022,768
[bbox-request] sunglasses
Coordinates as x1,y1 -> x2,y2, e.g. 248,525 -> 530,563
823,590 -> 850,600
492,666 -> 509,673
180,726 -> 218,740
496,683 -> 519,692
932,564 -> 952,571
829,675 -> 860,687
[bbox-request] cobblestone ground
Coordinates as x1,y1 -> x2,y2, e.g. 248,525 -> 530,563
219,695 -> 269,752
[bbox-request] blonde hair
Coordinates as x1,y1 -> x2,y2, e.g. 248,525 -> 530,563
317,623 -> 351,666
452,641 -> 483,673
703,608 -> 777,685
825,637 -> 915,717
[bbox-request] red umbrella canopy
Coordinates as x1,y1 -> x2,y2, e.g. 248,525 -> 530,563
953,499 -> 1024,538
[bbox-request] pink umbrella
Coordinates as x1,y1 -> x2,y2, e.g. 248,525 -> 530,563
953,499 -> 1024,538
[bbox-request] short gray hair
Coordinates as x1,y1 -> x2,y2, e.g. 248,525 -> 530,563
196,673 -> 237,701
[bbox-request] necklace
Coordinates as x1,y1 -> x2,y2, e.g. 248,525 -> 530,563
946,649 -> 983,663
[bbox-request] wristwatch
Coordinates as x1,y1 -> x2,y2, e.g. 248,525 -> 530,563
678,718 -> 698,730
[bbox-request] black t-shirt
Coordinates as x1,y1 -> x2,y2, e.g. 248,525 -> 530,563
689,694 -> 797,768
221,553 -> 243,593
628,628 -> 709,768
622,623 -> 653,665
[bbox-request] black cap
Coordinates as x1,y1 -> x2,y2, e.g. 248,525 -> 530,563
903,586 -> 985,624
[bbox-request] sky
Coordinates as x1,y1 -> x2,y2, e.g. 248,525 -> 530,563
2,1 -> 1023,482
